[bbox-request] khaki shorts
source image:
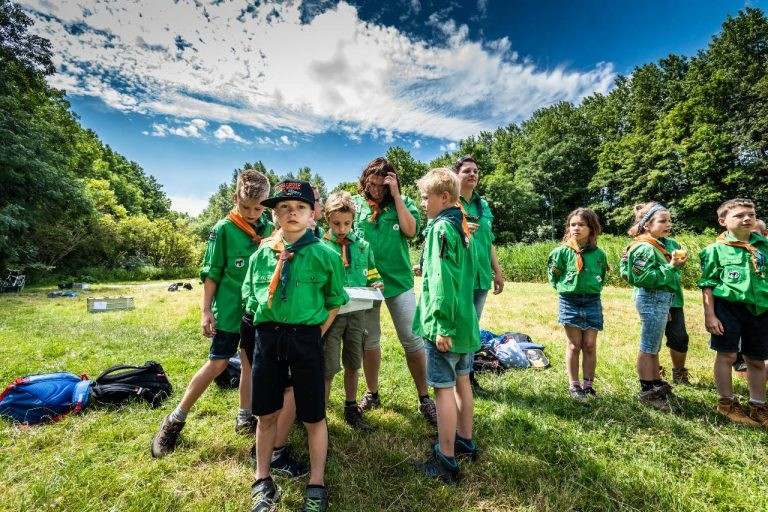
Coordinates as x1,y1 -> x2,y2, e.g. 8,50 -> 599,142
323,309 -> 366,378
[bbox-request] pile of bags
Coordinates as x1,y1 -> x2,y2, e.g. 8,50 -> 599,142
474,330 -> 549,373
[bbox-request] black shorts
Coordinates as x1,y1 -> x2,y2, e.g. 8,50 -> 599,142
665,307 -> 689,353
208,330 -> 241,360
710,298 -> 768,360
252,322 -> 325,423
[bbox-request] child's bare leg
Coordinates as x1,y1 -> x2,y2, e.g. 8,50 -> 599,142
564,326 -> 583,384
637,352 -> 660,381
304,419 -> 328,486
713,352 -> 737,398
239,348 -> 252,410
581,329 -> 598,383
454,374 -> 473,440
178,359 -> 229,412
343,367 -> 359,402
744,356 -> 767,402
434,386 -> 457,457
363,348 -> 381,393
274,388 -> 296,447
324,377 -> 333,405
669,348 -> 687,370
255,410 -> 280,480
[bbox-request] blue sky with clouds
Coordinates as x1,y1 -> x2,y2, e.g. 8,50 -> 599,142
21,0 -> 760,215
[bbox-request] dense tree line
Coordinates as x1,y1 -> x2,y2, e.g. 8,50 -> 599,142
368,8 -> 768,244
0,0 -> 198,278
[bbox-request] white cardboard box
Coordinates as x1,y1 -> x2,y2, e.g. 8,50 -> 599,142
338,287 -> 384,314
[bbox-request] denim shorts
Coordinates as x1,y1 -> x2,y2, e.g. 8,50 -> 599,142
558,294 -> 603,331
425,341 -> 473,388
635,288 -> 674,354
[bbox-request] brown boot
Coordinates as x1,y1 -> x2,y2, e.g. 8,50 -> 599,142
715,397 -> 759,426
748,402 -> 768,429
638,387 -> 670,412
671,367 -> 691,385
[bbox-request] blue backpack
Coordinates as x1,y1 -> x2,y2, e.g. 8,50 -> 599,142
0,372 -> 92,424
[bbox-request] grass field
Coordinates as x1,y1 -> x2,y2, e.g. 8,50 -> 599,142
1,280 -> 767,512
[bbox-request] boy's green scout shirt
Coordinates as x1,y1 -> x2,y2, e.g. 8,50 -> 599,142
460,192 -> 495,291
241,231 -> 349,325
619,237 -> 682,299
412,211 -> 480,354
321,231 -> 381,287
200,212 -> 274,332
698,231 -> 768,315
352,194 -> 422,299
547,244 -> 608,295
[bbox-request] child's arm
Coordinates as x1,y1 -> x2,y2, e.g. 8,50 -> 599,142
491,245 -> 504,294
702,288 -> 724,335
428,227 -> 461,341
323,251 -> 350,324
546,248 -> 564,289
200,224 -> 226,338
202,278 -> 217,337
321,308 -> 339,336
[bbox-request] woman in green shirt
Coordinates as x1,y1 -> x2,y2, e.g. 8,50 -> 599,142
352,157 -> 437,425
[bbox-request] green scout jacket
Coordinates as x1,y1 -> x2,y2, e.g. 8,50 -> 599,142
200,213 -> 274,332
698,232 -> 768,315
412,215 -> 480,354
619,239 -> 681,296
352,194 -> 422,299
241,235 -> 349,325
321,231 -> 380,287
547,244 -> 608,295
461,192 -> 495,291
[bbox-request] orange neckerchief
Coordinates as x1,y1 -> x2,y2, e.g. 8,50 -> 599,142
324,232 -> 351,267
563,238 -> 585,272
633,234 -> 671,262
227,209 -> 262,244
717,232 -> 760,271
366,198 -> 382,223
263,230 -> 317,307
456,202 -> 473,242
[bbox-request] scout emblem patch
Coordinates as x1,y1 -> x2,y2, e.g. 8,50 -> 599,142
393,224 -> 400,231
235,258 -> 245,268
208,229 -> 216,241
727,270 -> 741,280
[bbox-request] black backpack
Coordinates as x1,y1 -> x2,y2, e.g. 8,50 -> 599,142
90,361 -> 172,408
214,355 -> 242,389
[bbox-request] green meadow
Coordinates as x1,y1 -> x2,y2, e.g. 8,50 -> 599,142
1,280 -> 766,512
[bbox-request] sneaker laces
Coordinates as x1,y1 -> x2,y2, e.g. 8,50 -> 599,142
304,498 -> 322,512
159,420 -> 183,447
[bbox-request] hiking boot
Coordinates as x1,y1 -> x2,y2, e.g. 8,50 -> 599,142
358,391 -> 381,411
672,368 -> 691,385
569,385 -> 587,402
748,402 -> 768,429
582,386 -> 597,398
270,446 -> 309,478
344,403 -> 373,431
638,388 -> 670,412
251,477 -> 281,512
235,414 -> 257,435
415,446 -> 459,485
455,437 -> 479,462
716,397 -> 759,426
150,415 -> 185,458
655,380 -> 674,397
419,397 -> 438,426
301,486 -> 329,512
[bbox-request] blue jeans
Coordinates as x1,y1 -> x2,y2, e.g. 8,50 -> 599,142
425,341 -> 472,388
635,289 -> 674,354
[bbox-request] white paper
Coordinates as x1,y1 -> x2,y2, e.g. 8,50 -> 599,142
337,287 -> 383,314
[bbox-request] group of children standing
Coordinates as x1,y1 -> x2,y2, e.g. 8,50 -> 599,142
146,156 -> 768,511
548,199 -> 768,425
150,161 -> 491,512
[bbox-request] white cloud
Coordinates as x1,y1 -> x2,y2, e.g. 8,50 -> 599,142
255,134 -> 297,148
169,195 -> 208,217
22,1 -> 615,142
440,142 -> 457,152
413,139 -> 421,149
148,118 -> 207,138
213,124 -> 246,143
